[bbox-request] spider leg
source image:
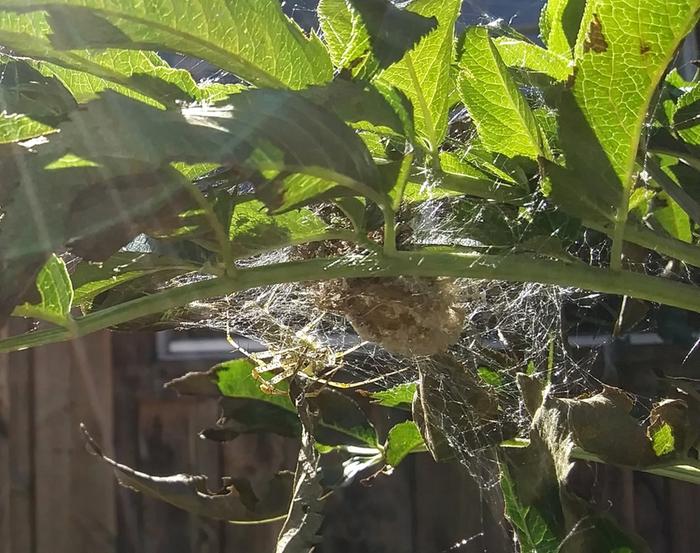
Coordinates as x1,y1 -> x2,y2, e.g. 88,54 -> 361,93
225,319 -> 259,363
296,313 -> 325,340
311,366 -> 413,389
226,317 -> 291,393
334,340 -> 369,360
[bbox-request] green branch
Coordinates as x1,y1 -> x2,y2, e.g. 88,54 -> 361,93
393,150 -> 415,212
585,218 -> 700,268
185,182 -> 234,275
4,250 -> 700,353
503,438 -> 700,485
439,172 -> 700,268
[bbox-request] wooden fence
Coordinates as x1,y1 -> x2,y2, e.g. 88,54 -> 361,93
1,324 -> 699,553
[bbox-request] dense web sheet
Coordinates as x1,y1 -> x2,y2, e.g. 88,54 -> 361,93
164,189 -> 598,492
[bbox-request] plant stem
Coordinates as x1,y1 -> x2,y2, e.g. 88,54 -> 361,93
229,230 -> 361,261
185,182 -> 234,275
393,150 -> 415,212
502,438 -> 700,484
382,205 -> 398,256
610,189 -> 633,272
585,218 -> 700,268
404,54 -> 440,169
571,447 -> 700,485
439,171 -> 700,267
645,155 -> 700,223
5,250 -> 700,352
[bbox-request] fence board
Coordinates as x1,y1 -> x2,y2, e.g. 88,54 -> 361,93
0,321 -> 35,553
139,398 -> 193,553
32,333 -> 116,553
112,331 -> 150,553
668,478 -> 700,553
188,399 -> 223,553
34,341 -> 73,553
0,324 -> 10,552
222,433 -> 295,552
70,334 -> 117,552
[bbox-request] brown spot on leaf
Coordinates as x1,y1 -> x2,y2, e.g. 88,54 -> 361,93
583,14 -> 608,54
640,41 -> 651,55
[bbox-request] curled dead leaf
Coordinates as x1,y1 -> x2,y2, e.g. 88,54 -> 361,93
81,424 -> 293,523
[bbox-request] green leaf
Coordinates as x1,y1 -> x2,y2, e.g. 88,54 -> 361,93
674,81 -> 700,144
439,151 -> 521,202
174,359 -> 378,447
49,90 -> 380,195
494,37 -> 572,81
384,421 -> 424,467
0,58 -> 77,121
651,422 -> 676,457
335,196 -> 367,232
0,58 -> 74,141
628,187 -> 655,220
346,0 -> 437,69
554,2 -> 700,233
395,180 -> 460,205
573,1 -> 700,184
202,399 -> 302,443
35,254 -> 73,315
666,68 -> 695,91
311,389 -> 378,448
215,359 -> 296,410
37,50 -> 200,105
379,0 -> 461,152
654,193 -> 692,243
500,463 -> 560,553
301,79 -> 411,138
255,174 -> 342,214
319,0 -> 437,73
229,200 -> 329,257
458,27 -> 545,160
14,254 -> 74,326
543,91 -> 621,222
0,113 -> 55,142
70,252 -> 196,307
477,366 -> 503,388
3,87 -> 378,230
443,149 -> 521,185
646,156 -> 700,224
0,151 -> 192,326
0,12 -> 201,107
370,382 -> 417,408
0,0 -> 332,89
318,0 -> 370,70
539,0 -> 587,58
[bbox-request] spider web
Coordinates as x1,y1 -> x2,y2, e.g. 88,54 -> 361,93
105,8 -> 694,553
153,0 -> 600,496
173,193 -> 599,491
3,1 -> 689,550
155,1 -> 698,493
